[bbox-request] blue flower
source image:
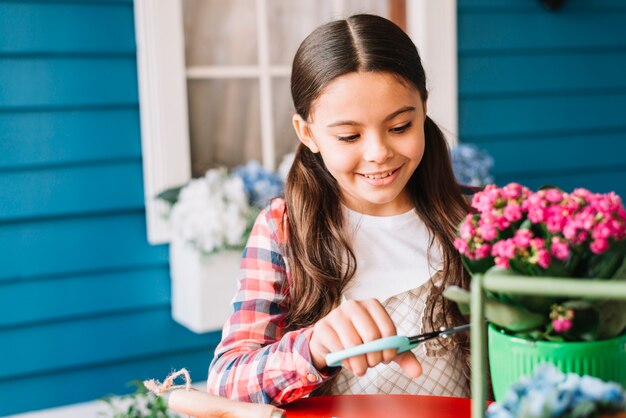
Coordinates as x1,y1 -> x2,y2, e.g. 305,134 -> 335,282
450,143 -> 494,187
232,160 -> 284,208
486,365 -> 626,418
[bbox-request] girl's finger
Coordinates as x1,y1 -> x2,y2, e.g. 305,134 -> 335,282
331,310 -> 369,375
348,301 -> 385,368
393,351 -> 423,378
312,321 -> 351,369
361,299 -> 397,363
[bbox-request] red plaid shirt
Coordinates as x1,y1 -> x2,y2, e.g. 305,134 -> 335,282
207,198 -> 335,405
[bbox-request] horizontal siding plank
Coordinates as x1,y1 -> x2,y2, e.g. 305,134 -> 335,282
0,58 -> 138,108
0,267 -> 171,328
0,344 -> 217,416
459,10 -> 626,52
0,308 -> 223,380
497,169 -> 626,199
458,0 -> 626,12
475,132 -> 626,176
459,93 -> 626,139
0,160 -> 145,221
0,108 -> 141,169
0,2 -> 135,54
460,51 -> 626,96
0,213 -> 169,281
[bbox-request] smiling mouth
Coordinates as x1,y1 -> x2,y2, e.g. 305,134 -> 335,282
359,167 -> 400,180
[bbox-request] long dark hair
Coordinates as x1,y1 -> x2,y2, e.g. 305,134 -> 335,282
284,14 -> 472,386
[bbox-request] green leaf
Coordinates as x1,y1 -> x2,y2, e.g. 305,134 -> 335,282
611,251 -> 626,279
586,240 -> 626,279
562,300 -> 600,341
484,295 -> 548,332
594,299 -> 626,339
443,285 -> 548,332
538,184 -> 561,191
443,286 -> 471,315
462,255 -> 495,275
156,186 -> 183,206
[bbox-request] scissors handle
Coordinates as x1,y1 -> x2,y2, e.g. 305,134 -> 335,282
325,335 -> 414,368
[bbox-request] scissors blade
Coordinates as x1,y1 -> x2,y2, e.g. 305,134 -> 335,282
408,323 -> 471,345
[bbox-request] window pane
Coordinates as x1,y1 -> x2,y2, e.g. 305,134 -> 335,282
272,76 -> 298,166
182,0 -> 258,66
268,0 -> 390,66
187,79 -> 262,176
267,0 -> 334,66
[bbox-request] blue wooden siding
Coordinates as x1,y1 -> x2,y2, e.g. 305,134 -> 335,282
457,0 -> 626,198
0,1 -> 219,415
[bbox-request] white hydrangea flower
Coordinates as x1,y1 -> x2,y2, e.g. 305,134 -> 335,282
169,167 -> 252,255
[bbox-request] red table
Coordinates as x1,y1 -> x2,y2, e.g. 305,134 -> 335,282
283,395 -> 472,418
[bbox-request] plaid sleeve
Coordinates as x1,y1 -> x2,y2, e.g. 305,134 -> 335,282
207,199 -> 335,405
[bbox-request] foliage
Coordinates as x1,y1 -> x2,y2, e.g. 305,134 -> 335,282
486,364 -> 626,418
99,380 -> 178,418
444,183 -> 626,341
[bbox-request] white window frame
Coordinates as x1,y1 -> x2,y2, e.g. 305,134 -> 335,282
134,0 -> 457,244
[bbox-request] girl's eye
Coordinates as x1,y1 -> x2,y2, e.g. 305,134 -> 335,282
337,134 -> 360,142
391,122 -> 412,134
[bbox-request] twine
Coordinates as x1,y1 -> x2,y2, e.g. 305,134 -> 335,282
144,368 -> 193,395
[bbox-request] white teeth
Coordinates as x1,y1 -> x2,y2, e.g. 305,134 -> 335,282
364,171 -> 393,179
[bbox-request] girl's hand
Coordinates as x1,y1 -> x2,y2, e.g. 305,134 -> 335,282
309,299 -> 422,378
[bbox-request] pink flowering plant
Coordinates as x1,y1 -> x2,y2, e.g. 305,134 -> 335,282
444,183 -> 626,342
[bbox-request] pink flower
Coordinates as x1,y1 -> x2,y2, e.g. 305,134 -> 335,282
592,222 -> 612,240
475,244 -> 492,259
530,238 -> 545,249
590,238 -> 608,254
528,205 -> 545,223
536,248 -> 551,269
545,207 -> 566,233
492,239 -> 516,260
573,230 -> 589,245
545,189 -> 564,203
494,256 -> 510,269
472,187 -> 499,214
504,202 -> 523,222
502,183 -> 527,199
572,188 -> 592,200
552,317 -> 573,333
563,221 -> 579,240
550,304 -> 575,333
514,229 -> 533,248
454,238 -> 468,254
479,218 -> 498,241
460,221 -> 475,240
550,237 -> 570,260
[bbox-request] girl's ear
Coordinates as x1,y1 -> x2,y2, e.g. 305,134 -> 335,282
292,114 -> 320,153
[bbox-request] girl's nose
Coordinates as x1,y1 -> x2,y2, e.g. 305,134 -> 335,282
363,135 -> 393,163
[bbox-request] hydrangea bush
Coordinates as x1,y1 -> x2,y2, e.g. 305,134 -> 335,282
158,159 -> 287,256
450,143 -> 494,187
486,364 -> 626,418
444,183 -> 626,341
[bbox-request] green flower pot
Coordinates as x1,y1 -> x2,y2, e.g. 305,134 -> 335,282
488,324 -> 626,401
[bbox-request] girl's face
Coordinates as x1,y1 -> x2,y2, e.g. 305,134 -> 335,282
293,71 -> 427,216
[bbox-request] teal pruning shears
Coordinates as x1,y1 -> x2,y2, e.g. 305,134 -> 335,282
325,323 -> 471,367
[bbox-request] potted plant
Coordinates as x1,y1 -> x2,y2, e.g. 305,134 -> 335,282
444,183 -> 626,400
158,160 -> 285,333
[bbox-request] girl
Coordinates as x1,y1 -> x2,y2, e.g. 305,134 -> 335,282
207,14 -> 473,405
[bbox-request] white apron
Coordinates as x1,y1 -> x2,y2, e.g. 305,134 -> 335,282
329,275 -> 469,397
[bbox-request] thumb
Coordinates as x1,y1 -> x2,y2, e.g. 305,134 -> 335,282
393,351 -> 422,378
